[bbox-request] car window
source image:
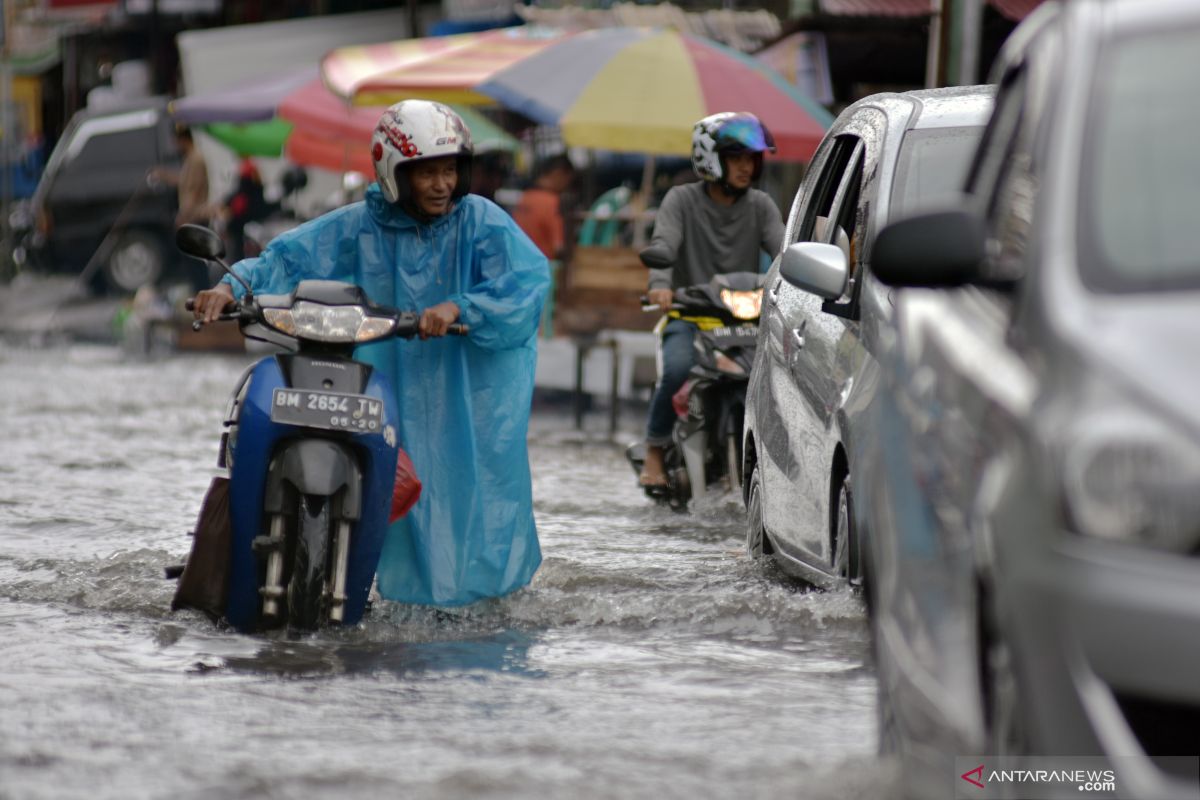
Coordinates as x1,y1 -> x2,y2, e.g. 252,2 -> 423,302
1079,23 -> 1200,292
889,126 -> 985,216
807,135 -> 866,312
782,135 -> 835,247
67,124 -> 159,171
797,134 -> 861,244
48,113 -> 161,203
967,68 -> 1028,209
965,65 -> 1037,284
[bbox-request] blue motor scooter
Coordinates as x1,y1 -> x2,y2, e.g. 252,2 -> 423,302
169,224 -> 462,632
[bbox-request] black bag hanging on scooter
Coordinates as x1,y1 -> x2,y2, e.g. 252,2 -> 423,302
172,477 -> 231,620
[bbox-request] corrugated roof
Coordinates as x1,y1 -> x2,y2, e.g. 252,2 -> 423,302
989,0 -> 1045,21
817,0 -> 1045,19
818,0 -> 931,16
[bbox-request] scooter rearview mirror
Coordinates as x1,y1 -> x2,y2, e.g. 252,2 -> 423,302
176,224 -> 225,260
175,223 -> 254,299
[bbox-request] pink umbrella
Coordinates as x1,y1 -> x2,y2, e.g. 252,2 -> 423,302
278,78 -> 382,174
278,79 -> 519,175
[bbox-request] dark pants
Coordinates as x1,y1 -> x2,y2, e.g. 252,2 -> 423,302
646,319 -> 697,445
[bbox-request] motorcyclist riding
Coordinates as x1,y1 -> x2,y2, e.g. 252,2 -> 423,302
192,99 -> 550,607
638,112 -> 785,488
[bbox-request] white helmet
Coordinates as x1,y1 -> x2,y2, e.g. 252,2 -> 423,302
691,112 -> 775,187
371,99 -> 474,204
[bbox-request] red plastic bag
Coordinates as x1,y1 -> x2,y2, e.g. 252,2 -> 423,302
389,447 -> 422,523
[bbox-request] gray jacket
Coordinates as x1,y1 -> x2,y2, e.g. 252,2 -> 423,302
643,182 -> 784,290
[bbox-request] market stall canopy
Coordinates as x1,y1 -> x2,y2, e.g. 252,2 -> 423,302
169,68 -> 313,157
817,0 -> 1044,20
169,68 -> 319,124
203,119 -> 295,157
321,26 -> 572,106
476,27 -> 833,160
278,79 -> 518,174
169,68 -> 517,170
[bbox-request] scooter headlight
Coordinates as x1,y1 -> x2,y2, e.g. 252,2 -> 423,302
720,289 -> 763,320
263,302 -> 396,343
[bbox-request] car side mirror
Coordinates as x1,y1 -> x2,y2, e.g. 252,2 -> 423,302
779,242 -> 849,300
175,223 -> 225,260
872,208 -> 986,288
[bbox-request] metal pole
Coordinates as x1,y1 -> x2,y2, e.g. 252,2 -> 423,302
925,0 -> 943,89
573,337 -> 590,430
608,337 -> 619,441
953,0 -> 983,86
1,26 -> 12,281
407,0 -> 421,39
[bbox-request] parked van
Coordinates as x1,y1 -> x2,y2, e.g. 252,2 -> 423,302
17,96 -> 199,293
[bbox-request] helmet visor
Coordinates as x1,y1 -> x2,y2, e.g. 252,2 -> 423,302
714,115 -> 776,154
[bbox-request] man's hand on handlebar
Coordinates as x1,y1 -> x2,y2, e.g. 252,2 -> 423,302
418,301 -> 461,339
647,288 -> 675,310
192,283 -> 236,324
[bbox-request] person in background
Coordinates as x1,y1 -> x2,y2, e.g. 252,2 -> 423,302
512,154 -> 576,261
637,112 -> 784,488
191,100 -> 550,608
220,158 -> 272,262
153,125 -> 213,228
470,150 -> 513,204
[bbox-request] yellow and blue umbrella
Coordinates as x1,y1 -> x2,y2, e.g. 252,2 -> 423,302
476,27 -> 833,161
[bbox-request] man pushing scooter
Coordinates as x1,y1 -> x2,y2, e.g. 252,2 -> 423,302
192,100 -> 550,609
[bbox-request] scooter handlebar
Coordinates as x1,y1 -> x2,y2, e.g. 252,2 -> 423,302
640,296 -> 681,313
185,298 -> 470,336
187,297 -> 245,331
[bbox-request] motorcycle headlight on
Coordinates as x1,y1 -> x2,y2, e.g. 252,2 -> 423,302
720,289 -> 763,321
1062,412 -> 1200,553
263,301 -> 396,343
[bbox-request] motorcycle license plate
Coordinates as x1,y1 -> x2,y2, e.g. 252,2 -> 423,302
710,325 -> 758,342
270,388 -> 384,433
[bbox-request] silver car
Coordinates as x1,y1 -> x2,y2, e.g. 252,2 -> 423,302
742,85 -> 994,587
864,1 -> 1200,798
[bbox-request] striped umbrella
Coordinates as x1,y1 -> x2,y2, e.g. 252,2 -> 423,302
476,27 -> 833,160
321,26 -> 573,107
170,69 -> 517,173
278,78 -> 518,175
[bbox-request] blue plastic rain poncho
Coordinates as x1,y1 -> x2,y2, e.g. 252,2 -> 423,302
223,185 -> 550,606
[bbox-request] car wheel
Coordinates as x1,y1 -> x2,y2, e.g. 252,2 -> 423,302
746,465 -> 767,558
106,230 -> 164,293
833,475 -> 853,580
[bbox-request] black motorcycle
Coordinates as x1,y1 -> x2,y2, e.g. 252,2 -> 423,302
625,271 -> 765,511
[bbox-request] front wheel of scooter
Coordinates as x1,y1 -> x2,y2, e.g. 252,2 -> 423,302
288,494 -> 331,630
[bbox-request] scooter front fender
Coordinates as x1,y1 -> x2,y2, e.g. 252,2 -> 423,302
264,439 -> 362,519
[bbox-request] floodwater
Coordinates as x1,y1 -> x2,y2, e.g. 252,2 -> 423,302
0,343 -> 890,800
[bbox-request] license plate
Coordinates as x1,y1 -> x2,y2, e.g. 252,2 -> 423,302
710,325 -> 758,340
270,388 -> 385,433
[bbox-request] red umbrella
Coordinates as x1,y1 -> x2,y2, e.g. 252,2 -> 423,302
278,78 -> 381,174
277,78 -> 519,175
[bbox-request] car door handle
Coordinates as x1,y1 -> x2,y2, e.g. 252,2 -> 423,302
767,277 -> 783,306
790,323 -> 806,351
